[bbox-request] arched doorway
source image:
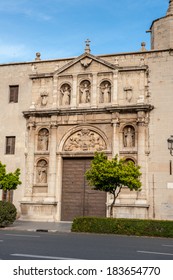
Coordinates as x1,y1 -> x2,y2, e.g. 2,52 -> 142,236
60,126 -> 108,221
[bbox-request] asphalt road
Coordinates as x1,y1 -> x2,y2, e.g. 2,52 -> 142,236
0,230 -> 173,260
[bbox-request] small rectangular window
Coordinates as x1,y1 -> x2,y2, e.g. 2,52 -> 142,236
5,136 -> 16,154
9,85 -> 19,103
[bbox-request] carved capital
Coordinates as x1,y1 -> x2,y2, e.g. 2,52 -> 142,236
136,111 -> 148,125
27,117 -> 36,130
111,112 -> 120,124
50,121 -> 58,128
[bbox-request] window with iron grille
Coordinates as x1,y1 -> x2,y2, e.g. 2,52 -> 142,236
5,136 -> 16,154
9,85 -> 19,103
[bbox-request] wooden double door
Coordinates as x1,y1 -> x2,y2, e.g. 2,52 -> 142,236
61,158 -> 106,221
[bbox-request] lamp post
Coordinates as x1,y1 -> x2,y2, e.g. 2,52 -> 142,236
167,135 -> 173,156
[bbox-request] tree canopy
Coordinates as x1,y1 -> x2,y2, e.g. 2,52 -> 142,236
0,162 -> 21,191
85,152 -> 142,217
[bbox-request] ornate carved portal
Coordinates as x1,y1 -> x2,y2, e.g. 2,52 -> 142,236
63,128 -> 107,152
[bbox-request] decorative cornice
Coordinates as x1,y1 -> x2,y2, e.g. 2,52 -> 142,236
118,65 -> 148,72
29,73 -> 54,79
23,104 -> 154,118
107,104 -> 154,113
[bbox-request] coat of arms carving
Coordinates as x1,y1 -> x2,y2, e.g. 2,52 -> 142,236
80,57 -> 92,68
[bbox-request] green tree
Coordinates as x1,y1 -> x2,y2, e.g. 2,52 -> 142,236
85,152 -> 142,217
0,162 -> 21,201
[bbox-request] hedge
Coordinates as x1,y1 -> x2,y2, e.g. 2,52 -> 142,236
71,217 -> 173,237
0,201 -> 17,227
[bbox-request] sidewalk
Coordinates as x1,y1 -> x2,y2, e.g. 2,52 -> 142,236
3,220 -> 72,233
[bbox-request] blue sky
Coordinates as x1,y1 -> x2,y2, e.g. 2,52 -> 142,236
0,0 -> 170,63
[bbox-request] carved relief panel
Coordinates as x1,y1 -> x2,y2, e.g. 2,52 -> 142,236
63,128 -> 107,152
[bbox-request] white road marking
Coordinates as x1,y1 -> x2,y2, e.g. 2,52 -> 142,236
137,250 -> 173,256
11,254 -> 83,260
162,244 -> 173,247
0,240 -> 4,242
5,234 -> 40,238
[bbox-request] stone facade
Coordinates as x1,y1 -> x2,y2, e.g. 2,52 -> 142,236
1,2 -> 173,221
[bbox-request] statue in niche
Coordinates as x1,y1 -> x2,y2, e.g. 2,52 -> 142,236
37,128 -> 49,151
100,81 -> 111,103
36,160 -> 48,184
80,81 -> 90,103
60,84 -> 71,105
123,126 -> 135,147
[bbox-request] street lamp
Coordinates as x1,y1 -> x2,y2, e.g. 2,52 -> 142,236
167,135 -> 173,156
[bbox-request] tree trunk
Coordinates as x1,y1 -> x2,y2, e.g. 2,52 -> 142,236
110,192 -> 116,217
109,186 -> 122,218
6,190 -> 13,202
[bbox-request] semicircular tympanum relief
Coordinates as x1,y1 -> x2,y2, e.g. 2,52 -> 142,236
63,128 -> 107,152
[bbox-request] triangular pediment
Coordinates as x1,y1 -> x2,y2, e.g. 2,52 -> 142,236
55,52 -> 116,75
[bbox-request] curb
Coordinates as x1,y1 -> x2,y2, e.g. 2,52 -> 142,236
0,227 -> 71,233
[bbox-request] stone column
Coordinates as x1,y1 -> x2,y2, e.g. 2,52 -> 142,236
137,111 -> 147,200
71,74 -> 77,108
24,118 -> 36,199
47,118 -> 57,201
52,76 -> 58,108
91,73 -> 97,107
137,70 -> 145,104
54,154 -> 63,221
112,70 -> 118,105
112,113 -> 120,157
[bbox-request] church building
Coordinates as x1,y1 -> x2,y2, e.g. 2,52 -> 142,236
0,1 -> 173,221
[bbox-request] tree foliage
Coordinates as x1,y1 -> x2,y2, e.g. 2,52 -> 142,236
0,201 -> 17,227
0,162 -> 21,191
85,152 -> 142,217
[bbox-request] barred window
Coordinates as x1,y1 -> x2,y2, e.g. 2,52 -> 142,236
5,136 -> 16,154
9,85 -> 19,103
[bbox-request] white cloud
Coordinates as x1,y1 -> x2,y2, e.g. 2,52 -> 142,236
23,9 -> 52,21
0,0 -> 52,21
